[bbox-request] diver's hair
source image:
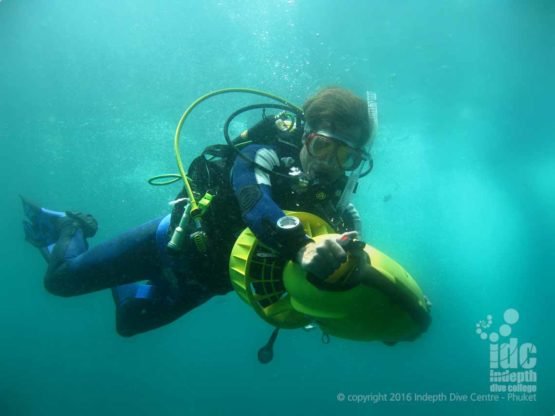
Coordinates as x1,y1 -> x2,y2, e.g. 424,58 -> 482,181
303,87 -> 373,147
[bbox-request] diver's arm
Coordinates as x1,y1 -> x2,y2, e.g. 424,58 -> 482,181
231,144 -> 287,248
231,144 -> 355,277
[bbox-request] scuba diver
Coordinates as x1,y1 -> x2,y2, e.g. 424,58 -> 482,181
22,87 -> 376,338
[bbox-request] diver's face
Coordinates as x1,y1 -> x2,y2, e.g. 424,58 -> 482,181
300,126 -> 364,183
300,137 -> 344,182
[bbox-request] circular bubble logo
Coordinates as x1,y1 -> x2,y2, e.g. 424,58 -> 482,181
475,308 -> 520,342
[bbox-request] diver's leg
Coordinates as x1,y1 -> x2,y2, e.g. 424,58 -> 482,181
112,278 -> 213,337
45,217 -> 164,296
22,199 -> 216,335
110,214 -> 215,337
22,197 -> 165,296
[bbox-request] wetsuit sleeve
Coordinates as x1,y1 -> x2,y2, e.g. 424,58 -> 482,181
231,144 -> 286,249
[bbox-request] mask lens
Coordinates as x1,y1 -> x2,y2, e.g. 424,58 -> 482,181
336,144 -> 362,170
308,135 -> 334,158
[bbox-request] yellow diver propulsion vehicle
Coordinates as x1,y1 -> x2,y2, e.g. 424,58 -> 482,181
229,211 -> 431,358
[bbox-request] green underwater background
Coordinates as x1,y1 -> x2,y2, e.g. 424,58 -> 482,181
1,0 -> 554,415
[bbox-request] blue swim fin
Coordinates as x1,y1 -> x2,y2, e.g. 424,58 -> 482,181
21,196 -> 66,248
21,196 -> 98,249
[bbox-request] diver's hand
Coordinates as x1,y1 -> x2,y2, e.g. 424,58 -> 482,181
296,231 -> 359,280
